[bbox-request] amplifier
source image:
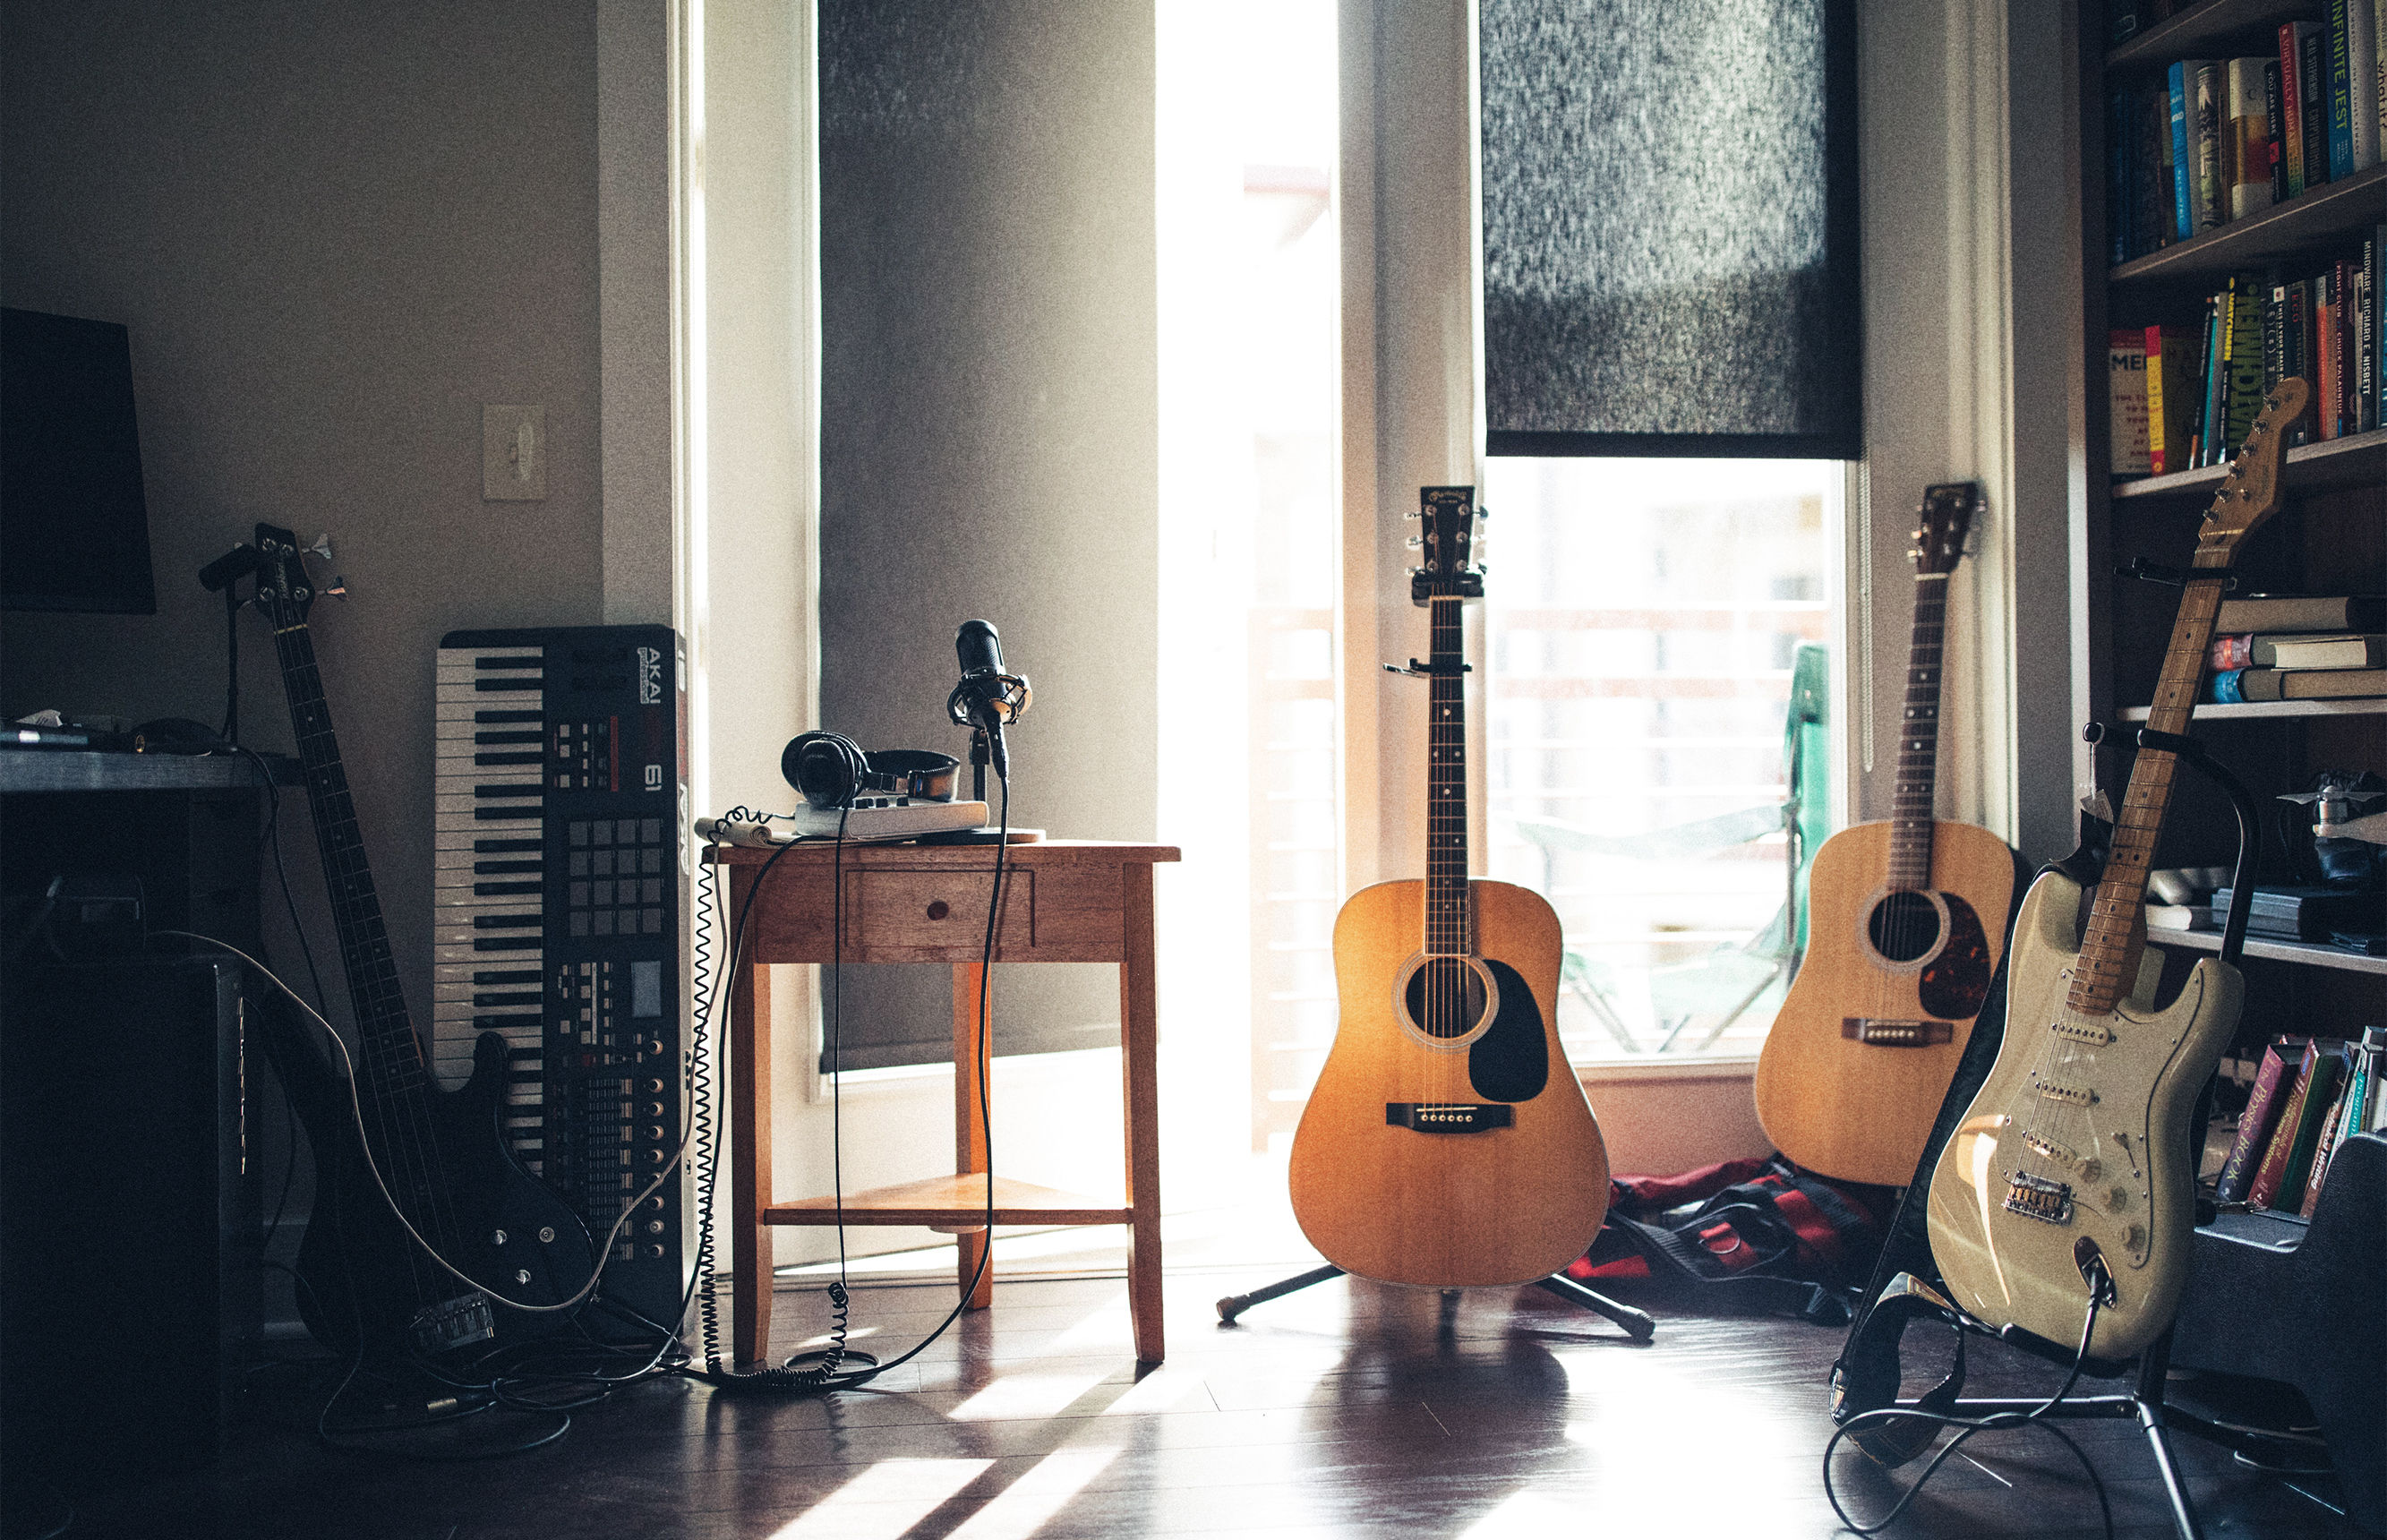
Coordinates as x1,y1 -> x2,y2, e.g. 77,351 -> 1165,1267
434,626 -> 692,1339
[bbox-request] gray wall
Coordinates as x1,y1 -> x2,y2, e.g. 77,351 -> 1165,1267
817,0 -> 1159,1068
3,0 -> 607,1031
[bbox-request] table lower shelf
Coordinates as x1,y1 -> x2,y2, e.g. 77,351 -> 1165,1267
763,1173 -> 1131,1228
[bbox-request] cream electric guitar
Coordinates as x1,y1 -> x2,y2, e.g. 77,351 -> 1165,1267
1288,486 -> 1611,1288
1755,484 -> 2019,1186
1925,380 -> 2305,1361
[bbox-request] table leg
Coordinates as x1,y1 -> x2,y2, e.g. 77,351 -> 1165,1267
954,961 -> 993,1310
1119,861 -> 1164,1363
732,957 -> 774,1365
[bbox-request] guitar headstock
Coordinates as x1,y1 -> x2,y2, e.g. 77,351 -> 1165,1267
1409,485 -> 1484,605
2199,377 -> 2310,562
1911,483 -> 1979,577
248,523 -> 314,629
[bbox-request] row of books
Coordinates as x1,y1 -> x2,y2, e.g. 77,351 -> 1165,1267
2109,247 -> 2381,476
2107,7 -> 2386,264
2202,594 -> 2387,700
2213,1028 -> 2387,1215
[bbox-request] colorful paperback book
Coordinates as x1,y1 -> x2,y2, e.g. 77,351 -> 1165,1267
2321,266 -> 2342,440
2304,1042 -> 2374,1214
2171,62 -> 2208,239
2248,1039 -> 2338,1209
2352,0 -> 2382,171
2111,330 -> 2152,475
2331,0 -> 2359,179
2224,273 -> 2269,455
2283,21 -> 2314,195
2219,1039 -> 2302,1202
2197,62 -> 2229,229
2306,25 -> 2333,187
2227,57 -> 2278,218
2301,1078 -> 2351,1216
2147,323 -> 2199,473
2274,1042 -> 2347,1211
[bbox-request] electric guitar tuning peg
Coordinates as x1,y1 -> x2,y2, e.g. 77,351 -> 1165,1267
325,576 -> 348,599
307,534 -> 335,563
1405,536 -> 1424,549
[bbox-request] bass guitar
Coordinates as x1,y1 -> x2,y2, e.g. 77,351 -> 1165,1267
1924,380 -> 2305,1360
1754,483 -> 2020,1186
246,526 -> 592,1363
1288,487 -> 1610,1288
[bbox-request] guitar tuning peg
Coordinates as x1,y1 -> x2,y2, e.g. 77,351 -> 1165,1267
307,534 -> 335,563
326,575 -> 348,599
1405,536 -> 1424,549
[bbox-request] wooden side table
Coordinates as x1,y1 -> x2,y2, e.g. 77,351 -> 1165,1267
707,839 -> 1180,1365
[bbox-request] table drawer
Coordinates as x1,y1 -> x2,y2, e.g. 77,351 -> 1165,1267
846,868 -> 1032,957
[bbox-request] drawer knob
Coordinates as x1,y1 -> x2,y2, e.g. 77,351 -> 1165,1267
926,900 -> 950,920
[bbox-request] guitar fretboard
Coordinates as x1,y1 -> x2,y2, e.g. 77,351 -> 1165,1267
1425,595 -> 1470,956
269,620 -> 428,1099
1886,572 -> 1948,891
2066,540 -> 2234,1017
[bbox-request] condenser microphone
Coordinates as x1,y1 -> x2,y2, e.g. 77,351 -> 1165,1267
947,619 -> 1030,781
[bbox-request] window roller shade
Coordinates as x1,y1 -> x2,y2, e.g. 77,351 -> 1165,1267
1479,0 -> 1861,458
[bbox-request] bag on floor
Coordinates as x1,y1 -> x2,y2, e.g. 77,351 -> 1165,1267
1564,1156 -> 1886,1325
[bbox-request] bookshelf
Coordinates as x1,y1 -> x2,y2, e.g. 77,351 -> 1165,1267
2088,0 -> 2387,936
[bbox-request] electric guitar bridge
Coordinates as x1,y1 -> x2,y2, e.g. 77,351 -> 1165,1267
410,1293 -> 498,1356
2001,1171 -> 2075,1225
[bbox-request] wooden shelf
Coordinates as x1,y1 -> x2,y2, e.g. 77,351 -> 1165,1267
2109,163 -> 2387,290
2119,697 -> 2387,721
764,1173 -> 1128,1228
2112,426 -> 2387,502
2152,926 -> 2387,975
2109,0 -> 2326,70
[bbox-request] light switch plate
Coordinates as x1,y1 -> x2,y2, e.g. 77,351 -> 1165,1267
483,405 -> 547,501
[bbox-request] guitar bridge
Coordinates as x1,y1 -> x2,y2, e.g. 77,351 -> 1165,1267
1385,1102 -> 1513,1134
1840,1018 -> 1954,1046
411,1293 -> 497,1356
2001,1172 -> 2075,1225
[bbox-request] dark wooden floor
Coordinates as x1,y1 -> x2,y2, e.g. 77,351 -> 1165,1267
64,1265 -> 2369,1540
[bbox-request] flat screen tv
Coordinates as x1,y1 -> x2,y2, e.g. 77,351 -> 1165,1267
2,307 -> 157,614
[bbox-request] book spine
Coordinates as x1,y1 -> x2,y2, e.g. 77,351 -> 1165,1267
2171,63 -> 2197,238
2301,1078 -> 2349,1216
2284,22 -> 2310,196
2321,268 -> 2341,440
2354,0 -> 2382,170
2228,274 -> 2267,454
2220,1040 -> 2298,1202
2247,1040 -> 2321,1208
2333,0 -> 2357,180
2197,62 -> 2228,228
2342,258 -> 2362,437
2365,234 -> 2380,432
2111,86 -> 2134,267
2306,28 -> 2333,187
2195,293 -> 2222,465
2265,279 -> 2288,392
2229,58 -> 2277,218
2111,330 -> 2152,475
2268,58 -> 2289,205
2290,276 -> 2317,443
2147,324 -> 2173,474
2275,1047 -> 2346,1211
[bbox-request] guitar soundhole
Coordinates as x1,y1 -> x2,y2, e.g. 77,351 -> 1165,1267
1405,957 -> 1490,1040
1868,892 -> 1944,963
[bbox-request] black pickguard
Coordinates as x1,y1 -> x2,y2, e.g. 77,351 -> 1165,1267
1467,958 -> 1548,1102
1917,894 -> 1995,1020
258,997 -> 592,1364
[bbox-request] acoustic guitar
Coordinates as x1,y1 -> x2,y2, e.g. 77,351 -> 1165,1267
1288,487 -> 1610,1288
1754,483 -> 2021,1187
1926,380 -> 2304,1360
245,526 -> 592,1364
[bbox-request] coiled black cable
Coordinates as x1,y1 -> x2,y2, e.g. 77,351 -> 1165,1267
1821,1288 -> 2117,1539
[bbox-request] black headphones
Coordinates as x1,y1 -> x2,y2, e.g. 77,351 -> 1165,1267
782,732 -> 961,810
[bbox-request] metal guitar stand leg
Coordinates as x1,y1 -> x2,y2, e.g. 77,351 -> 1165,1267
1835,724 -> 2263,1540
1215,1264 -> 1656,1342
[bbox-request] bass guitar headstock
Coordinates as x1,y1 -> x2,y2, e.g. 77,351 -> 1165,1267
248,523 -> 315,629
1409,486 -> 1484,605
1911,483 -> 1979,577
2198,377 -> 2310,564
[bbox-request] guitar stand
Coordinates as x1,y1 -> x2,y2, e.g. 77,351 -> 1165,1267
1215,1264 -> 1657,1342
1836,724 -> 2261,1540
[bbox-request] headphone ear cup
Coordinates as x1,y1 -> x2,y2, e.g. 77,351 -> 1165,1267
783,731 -> 870,809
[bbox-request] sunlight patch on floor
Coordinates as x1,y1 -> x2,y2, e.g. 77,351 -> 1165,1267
948,1371 -> 1113,1421
766,1459 -> 990,1540
942,1448 -> 1121,1540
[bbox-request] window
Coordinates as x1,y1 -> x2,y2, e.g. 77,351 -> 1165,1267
1483,457 -> 1836,1060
